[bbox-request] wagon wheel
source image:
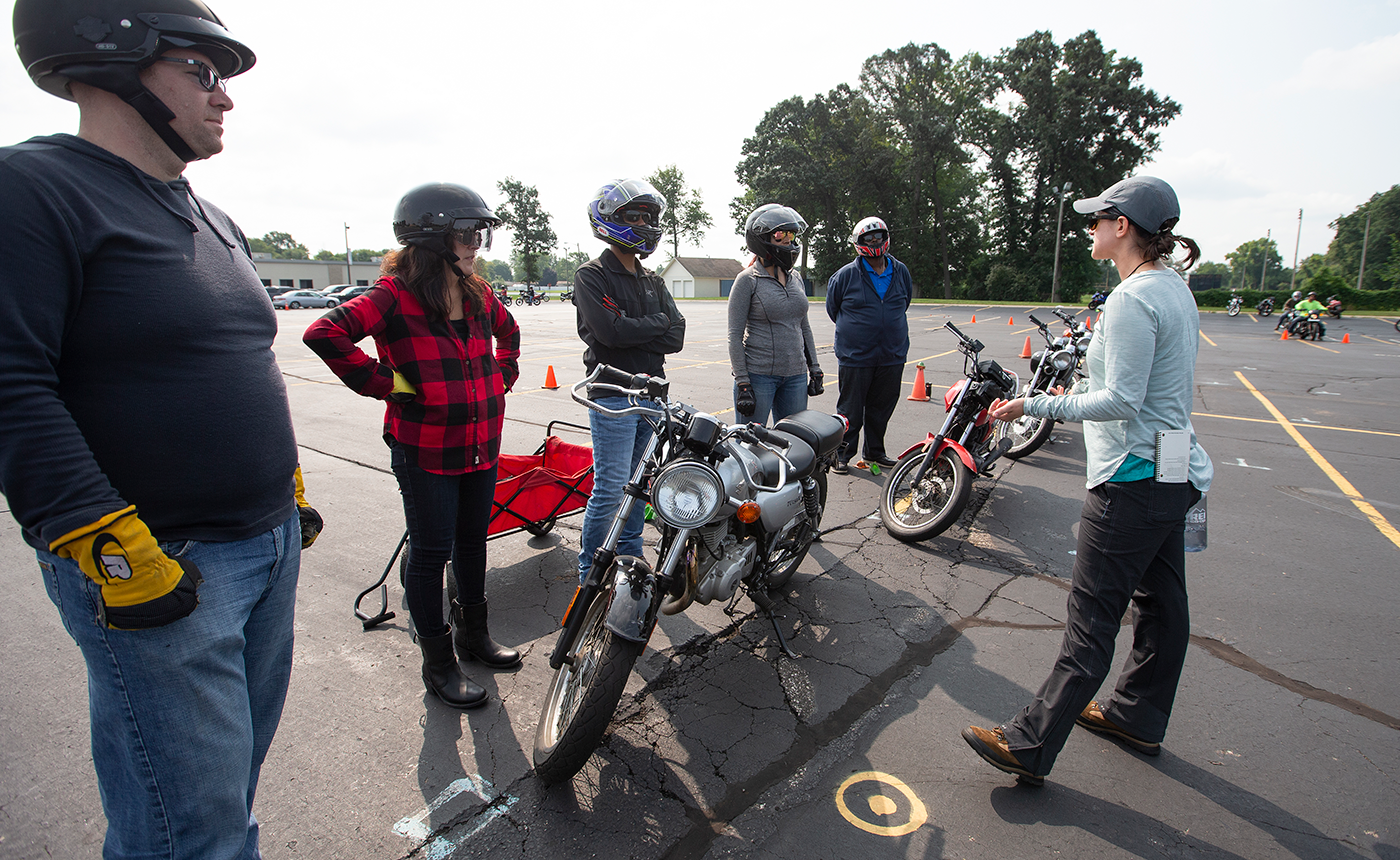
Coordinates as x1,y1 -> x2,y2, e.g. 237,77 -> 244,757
524,517 -> 557,537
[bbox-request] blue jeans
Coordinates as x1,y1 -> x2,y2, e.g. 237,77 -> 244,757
735,372 -> 808,425
577,396 -> 653,579
39,512 -> 301,860
391,441 -> 497,637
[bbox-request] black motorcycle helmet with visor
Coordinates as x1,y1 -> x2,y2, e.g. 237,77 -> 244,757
14,0 -> 255,163
745,204 -> 807,272
392,183 -> 500,277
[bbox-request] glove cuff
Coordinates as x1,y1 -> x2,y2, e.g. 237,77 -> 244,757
49,505 -> 137,552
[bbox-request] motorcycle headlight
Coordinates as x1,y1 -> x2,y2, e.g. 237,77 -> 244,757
651,461 -> 724,528
1050,351 -> 1074,371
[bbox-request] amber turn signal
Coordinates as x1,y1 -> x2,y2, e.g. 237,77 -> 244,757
737,502 -> 762,523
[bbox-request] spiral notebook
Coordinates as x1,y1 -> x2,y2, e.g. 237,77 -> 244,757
1154,430 -> 1190,483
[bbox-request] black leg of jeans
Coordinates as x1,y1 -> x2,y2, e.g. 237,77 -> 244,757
391,442 -> 497,638
1001,478 -> 1198,776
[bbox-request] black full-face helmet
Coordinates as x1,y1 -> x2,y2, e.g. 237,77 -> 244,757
392,183 -> 501,271
745,203 -> 807,272
13,0 -> 254,162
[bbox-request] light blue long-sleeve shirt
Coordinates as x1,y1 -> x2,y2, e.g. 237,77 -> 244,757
1023,268 -> 1213,492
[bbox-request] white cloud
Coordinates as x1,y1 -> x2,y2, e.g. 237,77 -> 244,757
1284,31 -> 1400,91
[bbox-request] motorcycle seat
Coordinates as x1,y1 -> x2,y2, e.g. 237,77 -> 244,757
773,410 -> 846,459
754,432 -> 817,483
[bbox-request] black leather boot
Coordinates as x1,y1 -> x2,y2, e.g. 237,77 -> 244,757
452,599 -> 522,669
418,630 -> 487,709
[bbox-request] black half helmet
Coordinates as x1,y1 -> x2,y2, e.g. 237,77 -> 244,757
392,183 -> 501,260
13,0 -> 254,161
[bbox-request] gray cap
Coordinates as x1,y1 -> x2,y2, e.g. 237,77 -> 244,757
1072,175 -> 1180,234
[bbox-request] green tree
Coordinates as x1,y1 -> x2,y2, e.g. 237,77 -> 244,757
1303,265 -> 1348,296
972,31 -> 1180,300
1194,261 -> 1229,276
1327,185 -> 1400,290
477,258 -> 513,283
646,165 -> 714,261
550,249 -> 589,283
1225,237 -> 1285,290
248,231 -> 309,259
496,178 -> 557,284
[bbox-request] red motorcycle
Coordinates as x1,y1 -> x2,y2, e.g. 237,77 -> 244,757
879,321 -> 1019,542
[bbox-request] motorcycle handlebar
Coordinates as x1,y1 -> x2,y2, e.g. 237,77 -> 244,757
746,424 -> 790,449
1028,313 -> 1047,329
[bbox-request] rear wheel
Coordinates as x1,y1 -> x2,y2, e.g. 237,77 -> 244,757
533,592 -> 642,784
325,299 -> 338,308
880,447 -> 974,542
1227,305 -> 1239,317
765,469 -> 828,591
288,301 -> 301,309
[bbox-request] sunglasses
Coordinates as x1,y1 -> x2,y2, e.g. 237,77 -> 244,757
449,221 -> 493,250
1088,208 -> 1125,227
620,209 -> 656,226
156,57 -> 226,93
771,229 -> 799,242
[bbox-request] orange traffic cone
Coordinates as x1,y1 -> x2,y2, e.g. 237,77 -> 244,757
543,365 -> 559,389
907,363 -> 930,401
1085,314 -> 1093,331
1020,336 -> 1033,359
1280,329 -> 1289,340
1008,316 -> 1015,325
1342,333 -> 1351,343
970,314 -> 977,324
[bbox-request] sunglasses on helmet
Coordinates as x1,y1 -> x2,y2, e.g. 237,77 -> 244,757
156,57 -> 227,93
620,208 -> 656,227
449,221 -> 493,250
771,228 -> 799,242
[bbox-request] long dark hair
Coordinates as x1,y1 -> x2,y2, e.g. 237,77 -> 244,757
380,244 -> 486,319
1130,223 -> 1201,271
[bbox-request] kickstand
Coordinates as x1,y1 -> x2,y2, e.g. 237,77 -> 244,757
748,588 -> 799,659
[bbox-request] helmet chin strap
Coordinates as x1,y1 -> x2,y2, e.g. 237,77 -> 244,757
65,64 -> 200,164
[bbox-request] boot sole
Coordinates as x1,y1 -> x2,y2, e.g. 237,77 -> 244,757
1076,714 -> 1161,756
961,728 -> 1044,786
423,673 -> 489,710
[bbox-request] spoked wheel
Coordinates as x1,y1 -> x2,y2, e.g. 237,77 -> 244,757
1001,385 -> 1056,460
533,589 -> 642,784
764,470 -> 828,591
1227,305 -> 1240,316
880,447 -> 974,542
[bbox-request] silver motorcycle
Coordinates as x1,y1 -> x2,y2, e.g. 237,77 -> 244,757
1001,308 -> 1091,460
533,365 -> 846,784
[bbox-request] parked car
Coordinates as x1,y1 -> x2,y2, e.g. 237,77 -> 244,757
319,284 -> 359,299
265,285 -> 295,298
338,285 -> 373,300
273,289 -> 338,309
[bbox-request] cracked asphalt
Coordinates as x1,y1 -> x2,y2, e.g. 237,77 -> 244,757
3,302 -> 1397,859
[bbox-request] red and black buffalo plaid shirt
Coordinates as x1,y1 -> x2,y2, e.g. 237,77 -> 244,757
303,275 -> 520,474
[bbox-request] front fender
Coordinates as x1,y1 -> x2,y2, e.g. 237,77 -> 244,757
894,435 -> 976,473
604,555 -> 662,644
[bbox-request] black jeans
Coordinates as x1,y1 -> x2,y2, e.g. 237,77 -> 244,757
835,363 -> 903,462
391,442 -> 497,639
1002,478 -> 1202,775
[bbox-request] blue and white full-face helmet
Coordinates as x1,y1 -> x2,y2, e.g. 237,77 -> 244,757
588,178 -> 668,258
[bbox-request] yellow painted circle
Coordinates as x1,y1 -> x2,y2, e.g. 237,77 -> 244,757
835,771 -> 928,837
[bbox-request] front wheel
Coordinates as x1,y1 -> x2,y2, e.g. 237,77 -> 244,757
1000,410 -> 1054,460
288,301 -> 301,309
880,447 -> 974,542
1227,305 -> 1240,316
533,591 -> 643,784
325,299 -> 338,308
1259,307 -> 1273,317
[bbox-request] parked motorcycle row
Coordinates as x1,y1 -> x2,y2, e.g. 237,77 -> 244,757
536,311 -> 1097,783
493,285 -> 560,307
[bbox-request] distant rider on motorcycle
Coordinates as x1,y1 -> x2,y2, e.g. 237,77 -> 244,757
1275,290 -> 1303,330
1292,292 -> 1327,338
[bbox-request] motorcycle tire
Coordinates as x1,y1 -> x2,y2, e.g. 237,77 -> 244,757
765,469 -> 828,592
1001,406 -> 1055,460
1259,307 -> 1273,317
1228,306 -> 1240,317
541,294 -> 550,303
533,592 -> 643,785
880,447 -> 974,542
1394,319 -> 1400,333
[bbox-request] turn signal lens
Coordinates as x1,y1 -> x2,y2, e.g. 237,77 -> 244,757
562,586 -> 580,626
737,502 -> 762,523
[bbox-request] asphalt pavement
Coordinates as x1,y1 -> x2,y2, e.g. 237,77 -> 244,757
2,301 -> 1397,860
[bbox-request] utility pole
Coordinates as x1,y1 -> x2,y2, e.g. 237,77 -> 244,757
1356,212 -> 1372,290
1258,228 -> 1270,290
1288,209 -> 1302,293
1050,181 -> 1071,303
344,223 -> 353,285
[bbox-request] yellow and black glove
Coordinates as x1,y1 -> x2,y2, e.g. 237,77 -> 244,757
387,370 -> 417,403
49,506 -> 202,630
293,466 -> 323,549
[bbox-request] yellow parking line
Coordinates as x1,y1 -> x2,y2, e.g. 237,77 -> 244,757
906,349 -> 958,366
1296,340 -> 1340,353
1359,333 -> 1396,345
1192,412 -> 1400,438
1199,331 -> 1219,347
1236,371 -> 1400,551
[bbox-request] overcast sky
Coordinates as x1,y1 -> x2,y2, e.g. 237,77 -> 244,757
4,0 -> 1397,276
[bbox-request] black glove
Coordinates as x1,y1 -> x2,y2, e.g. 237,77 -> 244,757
807,368 -> 824,397
735,382 -> 756,417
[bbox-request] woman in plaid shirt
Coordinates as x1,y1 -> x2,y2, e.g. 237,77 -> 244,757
305,183 -> 521,710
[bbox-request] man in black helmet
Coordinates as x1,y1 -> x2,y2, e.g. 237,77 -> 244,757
2,2 -> 316,857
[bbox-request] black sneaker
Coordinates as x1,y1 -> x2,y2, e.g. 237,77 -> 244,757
867,454 -> 897,468
831,460 -> 849,475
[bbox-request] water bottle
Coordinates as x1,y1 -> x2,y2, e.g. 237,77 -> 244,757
1184,494 -> 1207,552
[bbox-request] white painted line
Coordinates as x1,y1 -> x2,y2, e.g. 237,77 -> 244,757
394,774 -> 518,857
1232,459 -> 1271,471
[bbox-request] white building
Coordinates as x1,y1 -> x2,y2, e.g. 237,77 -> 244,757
252,254 -> 382,291
655,257 -> 745,298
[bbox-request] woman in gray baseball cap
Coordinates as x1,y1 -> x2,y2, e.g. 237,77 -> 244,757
963,175 -> 1214,785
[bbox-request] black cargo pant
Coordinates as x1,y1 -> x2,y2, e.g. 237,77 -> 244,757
1001,477 -> 1202,776
835,363 -> 903,463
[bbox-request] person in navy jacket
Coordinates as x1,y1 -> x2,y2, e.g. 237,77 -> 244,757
825,217 -> 913,473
